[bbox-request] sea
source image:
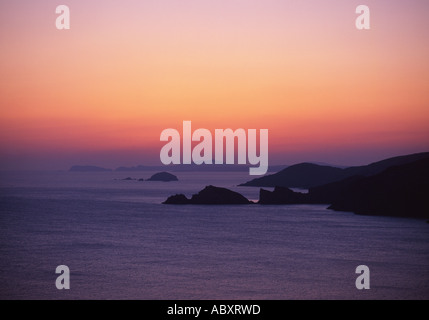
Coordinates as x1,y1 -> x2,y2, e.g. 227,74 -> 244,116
0,170 -> 428,300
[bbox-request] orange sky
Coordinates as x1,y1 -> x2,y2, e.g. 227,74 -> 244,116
1,0 -> 429,169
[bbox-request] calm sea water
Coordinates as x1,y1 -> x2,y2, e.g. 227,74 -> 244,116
0,170 -> 428,300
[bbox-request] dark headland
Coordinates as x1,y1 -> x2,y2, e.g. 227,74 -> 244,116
239,152 -> 429,188
257,156 -> 429,218
164,152 -> 429,219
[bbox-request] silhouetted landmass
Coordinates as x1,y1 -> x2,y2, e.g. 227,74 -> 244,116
258,187 -> 311,204
240,152 -> 429,188
162,153 -> 429,217
241,163 -> 345,188
343,152 -> 429,176
163,194 -> 190,204
122,177 -> 135,181
69,165 -> 112,172
258,158 -> 429,219
327,158 -> 429,218
164,185 -> 253,205
308,175 -> 366,204
147,172 -> 178,182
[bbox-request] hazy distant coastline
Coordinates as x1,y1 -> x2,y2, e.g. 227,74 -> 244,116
68,164 -> 291,173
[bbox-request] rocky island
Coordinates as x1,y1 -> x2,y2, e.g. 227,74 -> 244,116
164,185 -> 253,205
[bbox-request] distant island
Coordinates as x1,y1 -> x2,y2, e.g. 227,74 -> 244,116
69,165 -> 112,172
258,157 -> 429,218
163,152 -> 429,219
147,172 -> 178,182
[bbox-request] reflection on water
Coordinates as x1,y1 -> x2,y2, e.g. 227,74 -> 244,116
0,171 -> 428,299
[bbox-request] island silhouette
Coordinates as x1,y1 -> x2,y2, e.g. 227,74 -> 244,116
164,152 -> 429,219
164,185 -> 253,205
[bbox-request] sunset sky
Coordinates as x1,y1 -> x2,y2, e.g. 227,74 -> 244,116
1,0 -> 429,170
